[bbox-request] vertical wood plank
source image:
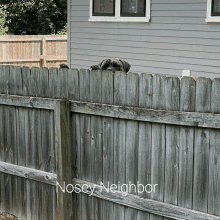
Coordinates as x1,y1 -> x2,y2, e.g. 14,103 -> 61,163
178,77 -> 195,209
39,67 -> 51,219
22,66 -> 31,219
164,76 -> 180,220
22,66 -> 31,96
1,65 -> 10,94
102,70 -> 114,220
151,74 -> 166,220
193,77 -> 211,213
49,67 -> 59,99
114,71 -> 126,220
125,72 -> 139,220
0,65 -> 3,94
57,68 -> 68,99
29,66 -> 41,220
67,69 -> 79,101
79,69 -> 91,220
4,66 -> 13,214
137,73 -> 153,220
0,65 -> 5,212
209,78 -> 220,216
55,100 -> 72,220
90,70 -> 102,220
10,66 -> 22,218
69,69 -> 80,220
30,67 -> 40,97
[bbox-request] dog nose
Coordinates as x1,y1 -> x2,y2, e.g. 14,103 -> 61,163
107,67 -> 115,72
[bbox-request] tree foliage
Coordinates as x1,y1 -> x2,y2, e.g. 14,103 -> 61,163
0,0 -> 67,35
0,8 -> 8,35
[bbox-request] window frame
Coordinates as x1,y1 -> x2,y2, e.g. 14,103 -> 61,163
89,0 -> 151,22
206,0 -> 220,22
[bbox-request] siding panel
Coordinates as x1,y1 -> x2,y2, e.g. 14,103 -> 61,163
70,0 -> 220,79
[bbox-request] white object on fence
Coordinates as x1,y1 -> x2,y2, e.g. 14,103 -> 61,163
182,70 -> 191,77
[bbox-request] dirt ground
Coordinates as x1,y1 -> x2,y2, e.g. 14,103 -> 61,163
0,212 -> 18,220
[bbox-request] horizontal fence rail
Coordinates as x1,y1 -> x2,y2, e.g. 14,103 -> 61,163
1,94 -> 220,129
0,161 -> 57,186
2,157 -> 220,219
72,178 -> 220,220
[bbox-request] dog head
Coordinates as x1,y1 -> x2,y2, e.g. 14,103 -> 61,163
60,64 -> 69,69
91,58 -> 130,73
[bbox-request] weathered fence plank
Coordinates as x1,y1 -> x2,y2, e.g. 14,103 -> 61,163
101,70 -> 114,220
137,73 -> 153,220
193,77 -> 212,213
1,94 -> 220,129
68,69 -> 79,101
114,71 -> 127,219
209,78 -> 220,216
0,162 -> 57,185
55,100 -> 72,220
125,72 -> 139,220
151,74 -> 166,220
70,101 -> 220,129
73,178 -> 220,220
90,69 -> 102,220
79,69 -> 92,220
22,67 -> 31,220
164,76 -> 180,220
69,68 -> 80,220
178,77 -> 195,209
49,67 -> 59,99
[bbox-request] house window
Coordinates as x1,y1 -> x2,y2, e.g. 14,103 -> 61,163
206,0 -> 220,22
93,0 -> 115,16
211,0 -> 220,16
121,0 -> 146,17
90,0 -> 150,22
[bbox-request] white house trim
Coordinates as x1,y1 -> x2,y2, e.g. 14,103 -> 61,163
89,0 -> 151,22
206,0 -> 220,22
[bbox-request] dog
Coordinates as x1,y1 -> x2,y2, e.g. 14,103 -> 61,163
91,58 -> 130,73
60,64 -> 69,69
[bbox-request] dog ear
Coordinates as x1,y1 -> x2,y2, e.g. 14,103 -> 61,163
100,59 -> 111,70
120,60 -> 131,73
60,64 -> 69,69
91,65 -> 100,70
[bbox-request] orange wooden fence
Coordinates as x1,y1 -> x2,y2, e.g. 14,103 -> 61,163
0,35 -> 67,68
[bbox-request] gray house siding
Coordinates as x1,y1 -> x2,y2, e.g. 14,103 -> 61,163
70,0 -> 220,78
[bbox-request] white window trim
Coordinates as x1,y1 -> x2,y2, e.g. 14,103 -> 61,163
89,0 -> 151,22
206,0 -> 220,22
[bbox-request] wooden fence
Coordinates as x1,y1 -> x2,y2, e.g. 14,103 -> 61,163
0,35 -> 67,68
0,65 -> 220,220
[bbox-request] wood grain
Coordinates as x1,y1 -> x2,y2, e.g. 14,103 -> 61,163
137,73 -> 153,220
73,178 -> 220,220
114,71 -> 127,219
70,100 -> 220,129
125,72 -> 139,220
193,77 -> 211,213
178,77 -> 195,210
151,74 -> 166,220
164,76 -> 180,220
55,100 -> 72,220
101,70 -> 114,220
208,78 -> 220,216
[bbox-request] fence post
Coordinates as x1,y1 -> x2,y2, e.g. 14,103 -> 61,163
54,100 -> 73,220
40,37 -> 47,67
